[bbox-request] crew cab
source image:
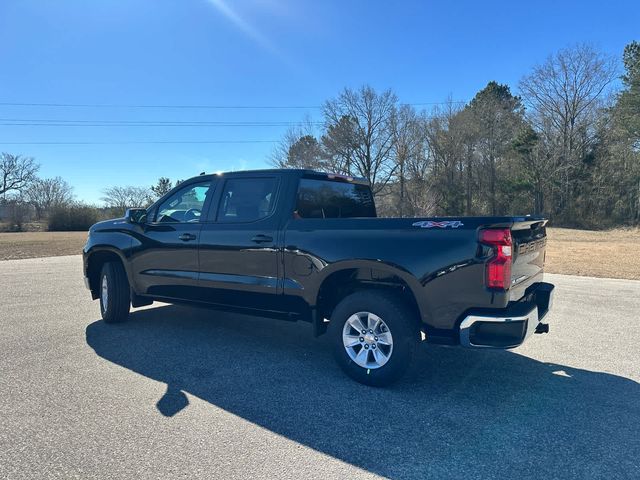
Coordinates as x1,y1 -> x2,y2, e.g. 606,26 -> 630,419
83,169 -> 554,386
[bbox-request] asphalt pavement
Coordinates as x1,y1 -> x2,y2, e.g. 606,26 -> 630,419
0,255 -> 638,479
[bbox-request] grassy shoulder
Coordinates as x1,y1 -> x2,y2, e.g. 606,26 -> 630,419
0,228 -> 638,280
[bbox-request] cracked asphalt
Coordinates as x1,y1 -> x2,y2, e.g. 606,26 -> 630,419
1,255 -> 638,479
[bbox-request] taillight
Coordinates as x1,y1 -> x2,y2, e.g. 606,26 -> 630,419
479,228 -> 512,290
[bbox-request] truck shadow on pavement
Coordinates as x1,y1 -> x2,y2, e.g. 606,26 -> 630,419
86,304 -> 640,479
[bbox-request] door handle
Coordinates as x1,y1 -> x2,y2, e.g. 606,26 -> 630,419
178,233 -> 197,241
251,234 -> 273,243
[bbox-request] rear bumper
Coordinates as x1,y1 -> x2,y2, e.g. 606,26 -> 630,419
459,282 -> 554,348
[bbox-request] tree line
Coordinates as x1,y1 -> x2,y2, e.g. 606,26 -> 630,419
272,43 -> 640,228
0,156 -> 179,231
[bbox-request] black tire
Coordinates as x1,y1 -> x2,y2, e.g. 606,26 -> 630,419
328,290 -> 419,387
99,261 -> 130,323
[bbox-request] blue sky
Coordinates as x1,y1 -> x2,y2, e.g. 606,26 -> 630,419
0,0 -> 638,203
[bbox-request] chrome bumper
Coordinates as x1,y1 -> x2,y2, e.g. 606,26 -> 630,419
459,282 -> 554,348
460,306 -> 540,348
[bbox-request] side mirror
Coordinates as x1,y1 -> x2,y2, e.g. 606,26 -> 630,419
125,208 -> 147,224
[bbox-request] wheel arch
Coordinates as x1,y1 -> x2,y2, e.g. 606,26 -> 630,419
85,247 -> 131,300
313,261 -> 428,335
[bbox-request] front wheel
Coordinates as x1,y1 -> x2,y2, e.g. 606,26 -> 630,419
329,291 -> 419,387
99,261 -> 130,323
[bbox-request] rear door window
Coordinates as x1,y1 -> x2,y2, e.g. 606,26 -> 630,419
295,178 -> 376,218
217,177 -> 279,223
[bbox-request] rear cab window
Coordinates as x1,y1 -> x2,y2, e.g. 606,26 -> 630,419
294,177 -> 376,219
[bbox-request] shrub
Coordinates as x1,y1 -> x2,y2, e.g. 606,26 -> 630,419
48,204 -> 100,231
1,200 -> 34,231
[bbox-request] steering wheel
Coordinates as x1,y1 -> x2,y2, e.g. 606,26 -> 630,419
184,208 -> 202,222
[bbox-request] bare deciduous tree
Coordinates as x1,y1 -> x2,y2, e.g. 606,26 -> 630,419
519,44 -> 617,218
102,186 -> 152,211
0,153 -> 39,198
390,104 -> 424,216
423,100 -> 467,215
323,86 -> 398,194
25,176 -> 74,219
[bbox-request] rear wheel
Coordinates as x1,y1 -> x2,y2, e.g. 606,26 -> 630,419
99,261 -> 130,323
329,290 -> 418,386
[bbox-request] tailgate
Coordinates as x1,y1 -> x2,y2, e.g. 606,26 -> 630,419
509,219 -> 547,300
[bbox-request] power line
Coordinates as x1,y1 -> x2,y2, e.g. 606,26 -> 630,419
0,99 -> 469,145
0,100 -> 467,109
0,140 -> 279,145
405,101 -> 467,106
0,122 -> 322,128
0,118 -> 323,126
0,102 -> 318,109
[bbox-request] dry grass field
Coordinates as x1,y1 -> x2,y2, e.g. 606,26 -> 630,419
545,227 -> 640,280
0,231 -> 87,261
0,228 -> 638,280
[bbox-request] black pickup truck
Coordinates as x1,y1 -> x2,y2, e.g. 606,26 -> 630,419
83,169 -> 554,386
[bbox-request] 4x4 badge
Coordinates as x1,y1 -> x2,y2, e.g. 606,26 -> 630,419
412,220 -> 464,229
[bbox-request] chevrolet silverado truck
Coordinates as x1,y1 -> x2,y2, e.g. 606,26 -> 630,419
83,169 -> 554,386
